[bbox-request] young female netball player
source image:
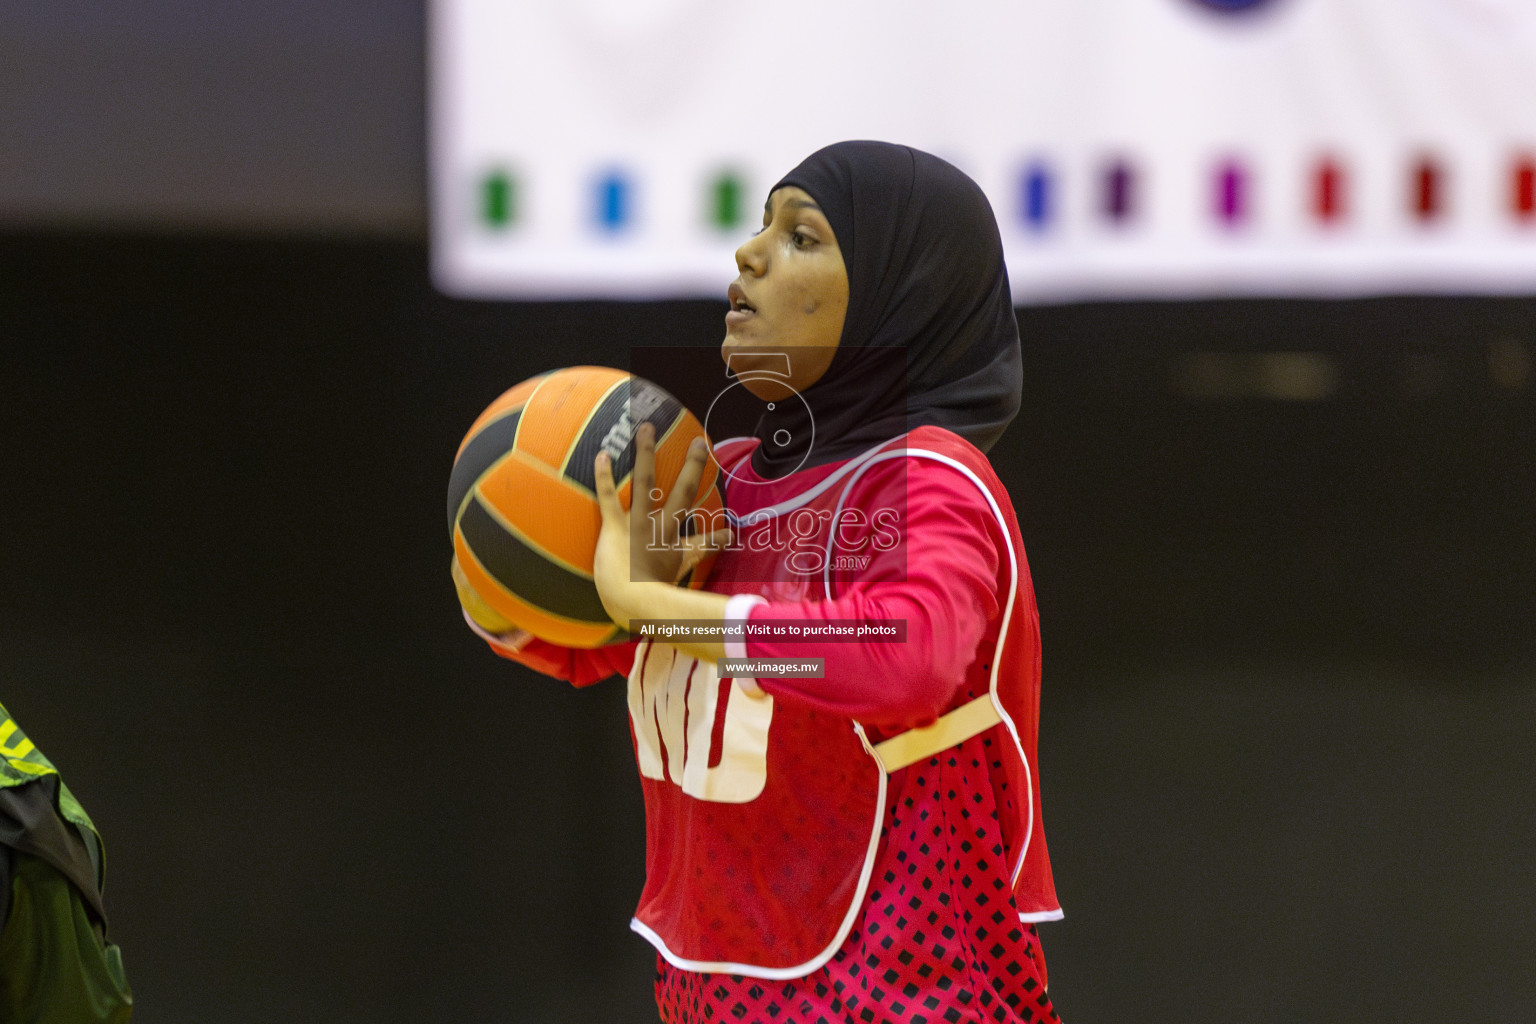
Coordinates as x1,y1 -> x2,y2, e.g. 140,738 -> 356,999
456,141 -> 1064,1024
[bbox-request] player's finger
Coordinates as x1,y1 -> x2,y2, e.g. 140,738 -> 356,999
700,526 -> 734,551
594,451 -> 623,525
664,437 -> 710,516
662,437 -> 710,529
632,422 -> 658,551
631,422 -> 656,516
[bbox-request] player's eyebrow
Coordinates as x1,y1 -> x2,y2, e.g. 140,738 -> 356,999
765,196 -> 823,217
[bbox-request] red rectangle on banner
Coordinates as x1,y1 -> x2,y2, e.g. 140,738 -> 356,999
1413,156 -> 1444,222
1513,157 -> 1535,221
1314,157 -> 1345,224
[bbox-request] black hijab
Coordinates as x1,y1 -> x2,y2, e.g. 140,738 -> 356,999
750,141 -> 1023,479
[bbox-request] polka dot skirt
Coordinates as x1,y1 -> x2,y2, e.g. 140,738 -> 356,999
655,735 -> 1062,1024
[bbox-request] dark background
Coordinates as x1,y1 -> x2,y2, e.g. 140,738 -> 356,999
1,234 -> 1531,1022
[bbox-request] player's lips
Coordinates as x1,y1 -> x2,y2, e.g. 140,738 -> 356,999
725,281 -> 757,328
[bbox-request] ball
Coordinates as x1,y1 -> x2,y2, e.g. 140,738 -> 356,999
447,366 -> 723,648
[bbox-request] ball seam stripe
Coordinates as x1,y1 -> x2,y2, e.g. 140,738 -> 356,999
457,373 -> 546,458
510,372 -> 560,458
563,385 -> 685,494
468,491 -> 596,581
488,443 -> 624,501
447,405 -> 523,536
458,443 -> 599,540
456,530 -> 621,641
506,368 -> 583,469
458,495 -> 614,624
558,376 -> 630,479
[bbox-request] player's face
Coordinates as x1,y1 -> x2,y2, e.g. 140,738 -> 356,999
722,187 -> 848,402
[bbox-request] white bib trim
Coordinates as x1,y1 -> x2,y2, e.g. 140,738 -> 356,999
823,443 -> 1036,888
632,439 -> 1050,978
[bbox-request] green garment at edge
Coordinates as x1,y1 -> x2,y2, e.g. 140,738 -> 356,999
0,702 -> 132,1023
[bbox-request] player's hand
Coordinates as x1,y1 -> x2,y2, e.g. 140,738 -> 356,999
451,553 -> 517,634
592,423 -> 730,626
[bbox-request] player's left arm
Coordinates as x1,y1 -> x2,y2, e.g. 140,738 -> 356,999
729,459 -> 1002,730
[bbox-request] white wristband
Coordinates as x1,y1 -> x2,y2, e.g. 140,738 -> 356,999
722,594 -> 767,661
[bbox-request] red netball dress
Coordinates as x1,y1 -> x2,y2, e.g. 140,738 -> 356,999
476,428 -> 1062,1024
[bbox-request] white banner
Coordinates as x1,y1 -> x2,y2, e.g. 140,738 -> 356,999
429,0 -> 1536,301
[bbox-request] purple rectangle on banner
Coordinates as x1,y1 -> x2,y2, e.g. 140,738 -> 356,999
1216,159 -> 1247,226
1103,159 -> 1135,224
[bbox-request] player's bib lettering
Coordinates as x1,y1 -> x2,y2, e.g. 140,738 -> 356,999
629,641 -> 773,804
